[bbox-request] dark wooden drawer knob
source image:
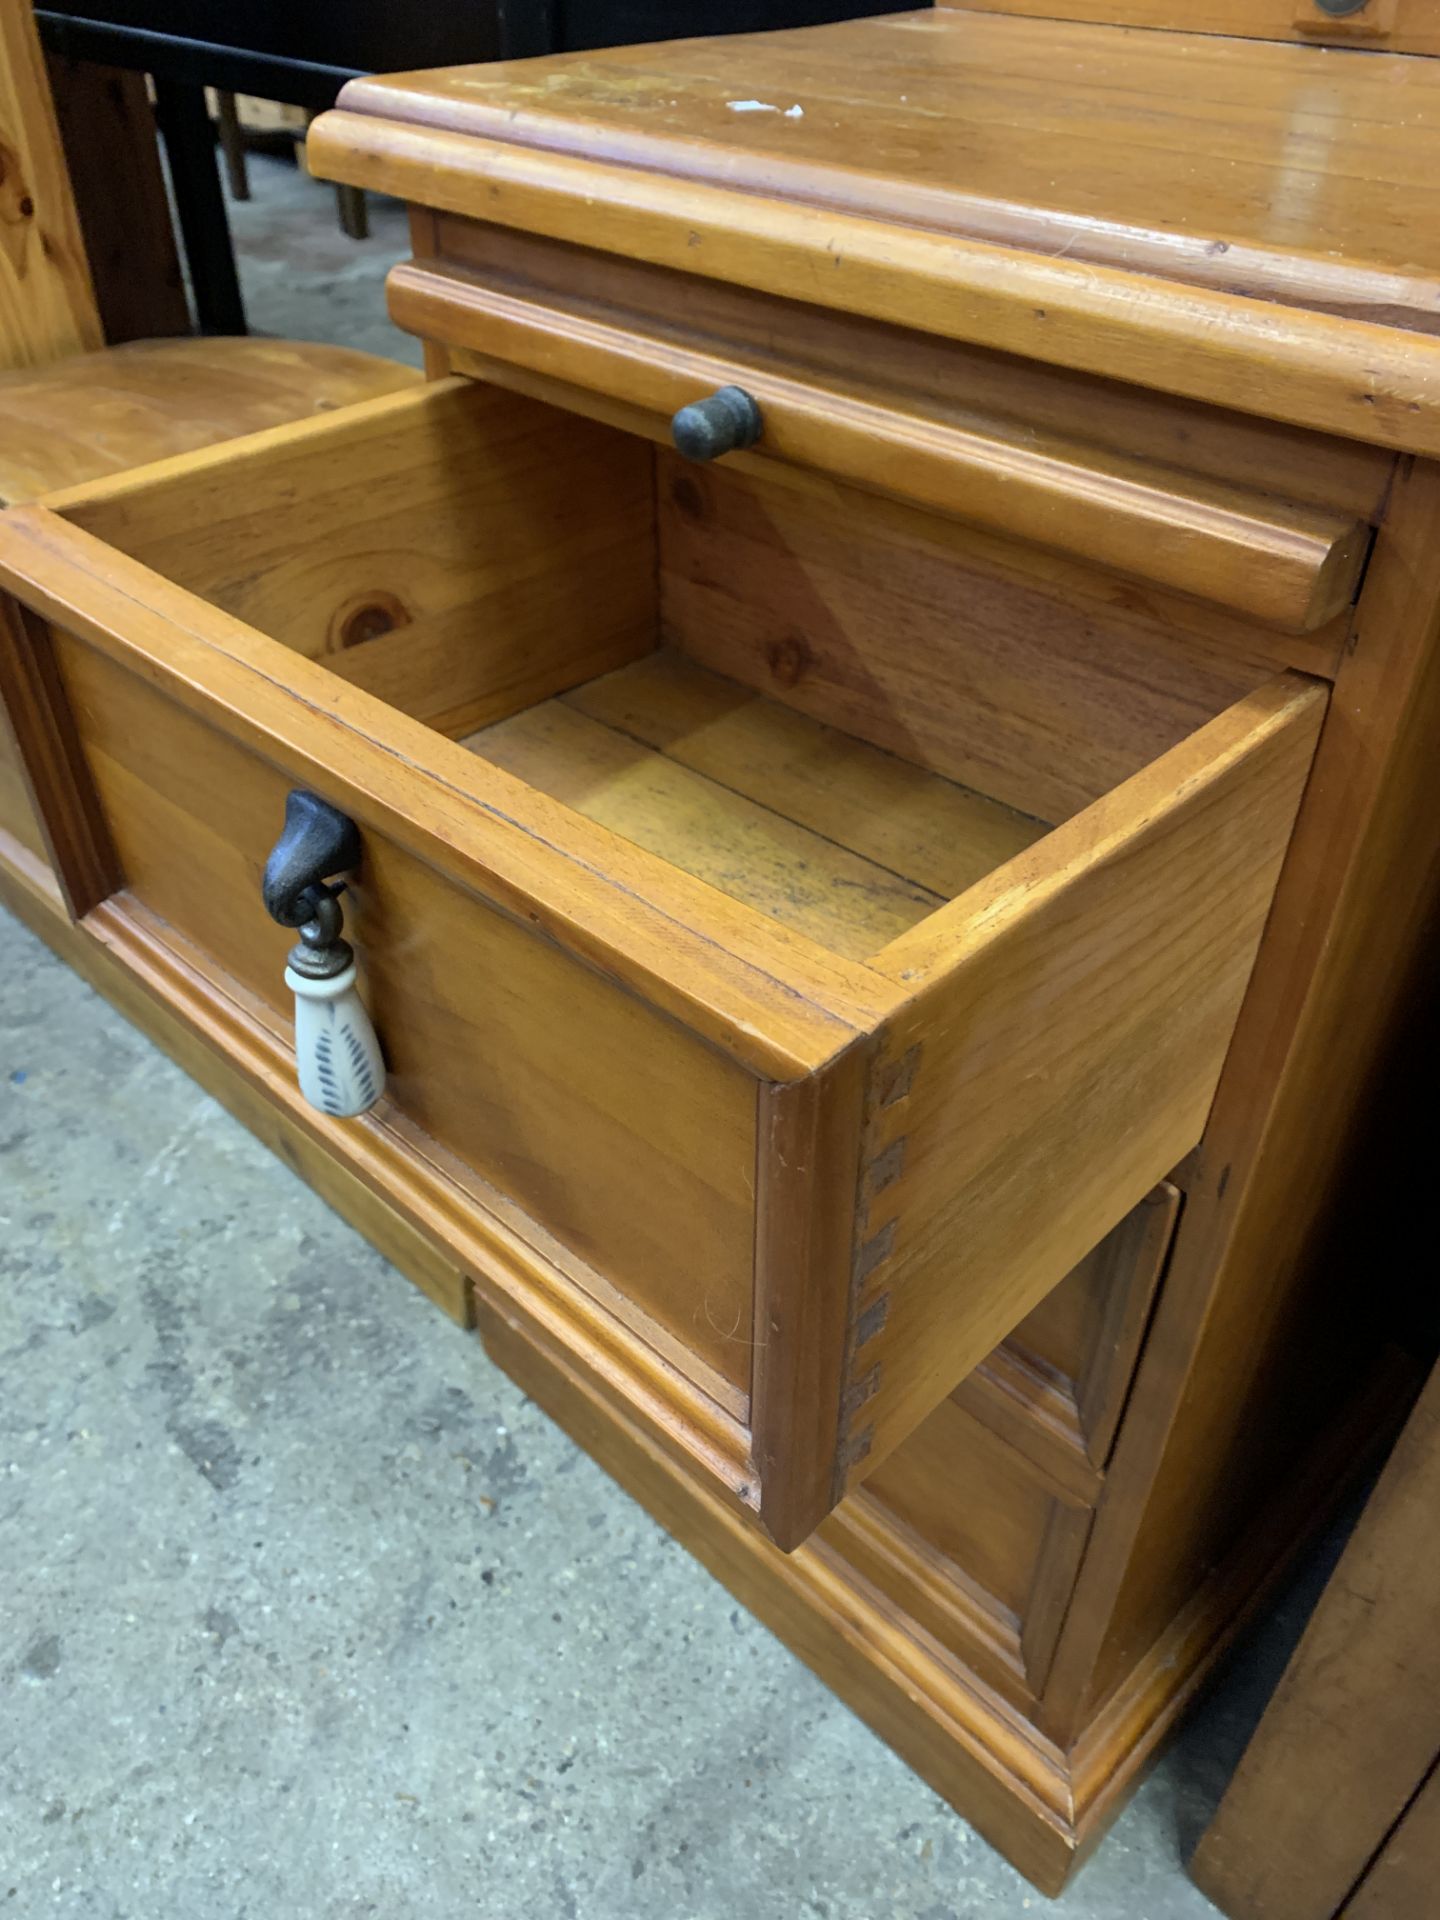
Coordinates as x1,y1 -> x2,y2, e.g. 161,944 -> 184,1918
671,386 -> 763,462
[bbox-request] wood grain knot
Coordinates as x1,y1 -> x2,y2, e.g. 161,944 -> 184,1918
669,472 -> 706,520
765,630 -> 812,690
0,140 -> 36,230
328,590 -> 411,652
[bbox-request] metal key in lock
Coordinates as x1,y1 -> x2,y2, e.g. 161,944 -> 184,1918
262,790 -> 386,1118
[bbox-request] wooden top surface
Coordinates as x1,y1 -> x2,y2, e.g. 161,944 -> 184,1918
336,8 -> 1440,325
0,338 -> 420,506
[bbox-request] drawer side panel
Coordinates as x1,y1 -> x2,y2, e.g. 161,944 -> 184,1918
840,675 -> 1326,1494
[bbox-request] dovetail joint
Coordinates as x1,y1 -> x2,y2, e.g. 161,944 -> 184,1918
842,1362 -> 882,1421
865,1135 -> 906,1201
853,1218 -> 896,1286
875,1043 -> 921,1111
853,1295 -> 889,1350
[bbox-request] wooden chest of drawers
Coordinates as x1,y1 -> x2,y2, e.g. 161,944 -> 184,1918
4,4 -> 1438,1892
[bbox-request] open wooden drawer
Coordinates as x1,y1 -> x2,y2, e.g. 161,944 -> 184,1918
0,377 -> 1324,1548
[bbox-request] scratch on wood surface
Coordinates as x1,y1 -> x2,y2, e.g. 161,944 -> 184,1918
726,100 -> 805,118
700,1292 -> 759,1347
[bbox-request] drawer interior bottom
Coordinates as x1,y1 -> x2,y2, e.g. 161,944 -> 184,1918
462,646 -> 1049,962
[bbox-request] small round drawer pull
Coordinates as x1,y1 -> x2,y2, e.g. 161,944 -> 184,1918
670,386 -> 763,463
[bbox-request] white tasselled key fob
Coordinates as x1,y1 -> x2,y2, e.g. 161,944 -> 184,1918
262,790 -> 386,1120
285,901 -> 385,1119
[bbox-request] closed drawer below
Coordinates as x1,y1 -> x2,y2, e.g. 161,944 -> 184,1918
825,1183 -> 1179,1702
831,1393 -> 1093,1708
955,1184 -> 1181,1501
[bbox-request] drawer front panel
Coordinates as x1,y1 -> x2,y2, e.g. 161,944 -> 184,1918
388,226 -> 1374,636
53,630 -> 759,1404
418,221 -> 1390,533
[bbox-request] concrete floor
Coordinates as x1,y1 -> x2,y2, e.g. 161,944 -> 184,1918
0,154 -> 1329,1917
